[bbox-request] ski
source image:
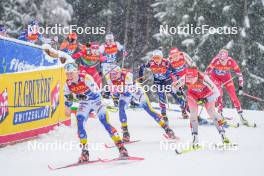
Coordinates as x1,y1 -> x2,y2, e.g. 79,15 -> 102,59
225,121 -> 240,128
240,122 -> 257,128
104,140 -> 141,148
175,145 -> 204,155
100,156 -> 144,163
214,143 -> 238,149
48,159 -> 102,170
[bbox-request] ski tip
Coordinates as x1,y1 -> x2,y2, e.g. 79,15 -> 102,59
48,164 -> 54,170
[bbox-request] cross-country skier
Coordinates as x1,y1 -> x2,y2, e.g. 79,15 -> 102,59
18,20 -> 50,44
205,49 -> 248,125
72,42 -> 106,89
0,24 -> 7,37
63,63 -> 128,163
172,67 -> 230,147
99,33 -> 127,102
139,50 -> 188,124
168,48 -> 209,125
108,67 -> 177,142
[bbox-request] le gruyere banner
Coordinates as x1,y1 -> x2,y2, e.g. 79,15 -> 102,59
0,68 -> 70,145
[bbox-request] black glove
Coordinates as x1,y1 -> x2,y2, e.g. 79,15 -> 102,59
197,98 -> 207,105
176,90 -> 184,97
238,86 -> 243,95
76,94 -> 87,100
65,94 -> 74,101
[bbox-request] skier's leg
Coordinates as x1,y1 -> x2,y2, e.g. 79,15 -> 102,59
170,90 -> 189,119
137,87 -> 176,138
188,96 -> 199,135
205,101 -> 229,143
187,96 -> 199,147
224,81 -> 247,123
119,94 -> 132,142
76,101 -> 92,162
96,103 -> 128,157
157,86 -> 167,117
76,101 -> 91,145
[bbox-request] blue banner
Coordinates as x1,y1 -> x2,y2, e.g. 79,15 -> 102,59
0,38 -> 58,74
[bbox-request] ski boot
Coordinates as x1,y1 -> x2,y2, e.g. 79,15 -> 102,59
164,125 -> 176,139
78,147 -> 89,163
220,132 -> 230,144
121,126 -> 130,143
161,112 -> 169,125
192,133 -> 199,149
116,141 -> 129,158
238,111 -> 249,125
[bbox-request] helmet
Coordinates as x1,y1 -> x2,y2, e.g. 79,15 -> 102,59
169,48 -> 179,56
28,20 -> 39,34
64,63 -> 78,72
218,49 -> 228,60
105,33 -> 114,41
152,50 -> 163,58
185,67 -> 198,83
29,20 -> 39,26
109,67 -> 121,80
68,32 -> 77,40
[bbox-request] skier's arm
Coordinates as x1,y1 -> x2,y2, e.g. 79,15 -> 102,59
203,74 -> 220,102
84,74 -> 100,93
172,75 -> 186,90
138,63 -> 150,83
231,59 -> 243,87
205,57 -> 217,75
116,41 -> 126,54
64,84 -> 74,108
183,53 -> 196,67
72,50 -> 84,60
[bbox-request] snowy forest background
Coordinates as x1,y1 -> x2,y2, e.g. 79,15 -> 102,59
0,0 -> 264,110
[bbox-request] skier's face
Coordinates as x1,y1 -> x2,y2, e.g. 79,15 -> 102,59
106,39 -> 114,45
218,51 -> 228,65
152,56 -> 162,64
66,71 -> 79,82
170,54 -> 179,62
186,76 -> 198,84
91,49 -> 99,55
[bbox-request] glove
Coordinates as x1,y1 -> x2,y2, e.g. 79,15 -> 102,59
76,94 -> 87,100
176,90 -> 184,97
59,57 -> 66,64
65,94 -> 74,101
197,98 -> 207,105
238,86 -> 243,96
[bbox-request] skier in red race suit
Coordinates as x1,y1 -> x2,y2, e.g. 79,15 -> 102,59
172,67 -> 230,147
205,49 -> 249,125
72,42 -> 106,89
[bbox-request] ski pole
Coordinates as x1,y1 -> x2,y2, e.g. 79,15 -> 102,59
221,75 -> 238,87
242,92 -> 264,102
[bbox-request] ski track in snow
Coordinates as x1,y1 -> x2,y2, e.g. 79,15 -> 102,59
1,104 -> 264,176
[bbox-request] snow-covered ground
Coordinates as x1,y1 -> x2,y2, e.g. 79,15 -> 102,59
1,103 -> 263,176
